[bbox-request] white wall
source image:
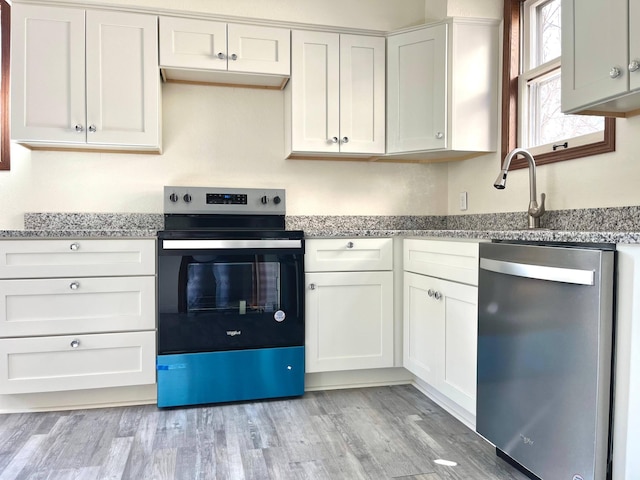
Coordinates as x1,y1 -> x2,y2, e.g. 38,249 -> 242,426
445,0 -> 640,216
0,0 -> 447,230
447,113 -> 640,214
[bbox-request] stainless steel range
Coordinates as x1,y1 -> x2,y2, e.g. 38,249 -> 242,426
156,186 -> 305,408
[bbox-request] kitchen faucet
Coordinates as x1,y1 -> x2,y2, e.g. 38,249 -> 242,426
494,148 -> 546,229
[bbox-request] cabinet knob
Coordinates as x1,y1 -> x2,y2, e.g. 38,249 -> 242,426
70,281 -> 80,290
230,53 -> 238,61
70,339 -> 80,348
88,125 -> 97,133
346,241 -> 354,249
435,132 -> 444,139
629,60 -> 640,73
217,52 -> 226,59
609,67 -> 622,79
427,289 -> 434,297
434,291 -> 442,300
329,137 -> 339,144
341,136 -> 349,144
70,242 -> 80,251
309,283 -> 316,290
74,124 -> 84,133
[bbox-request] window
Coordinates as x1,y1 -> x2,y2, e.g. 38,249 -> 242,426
502,0 -> 614,170
0,0 -> 9,171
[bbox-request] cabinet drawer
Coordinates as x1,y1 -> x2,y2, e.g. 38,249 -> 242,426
404,238 -> 481,285
0,276 -> 155,337
0,239 -> 155,278
0,331 -> 156,394
305,238 -> 393,272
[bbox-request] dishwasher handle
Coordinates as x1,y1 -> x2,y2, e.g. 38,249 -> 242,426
480,258 -> 595,285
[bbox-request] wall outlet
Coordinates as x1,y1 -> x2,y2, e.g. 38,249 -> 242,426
459,192 -> 468,211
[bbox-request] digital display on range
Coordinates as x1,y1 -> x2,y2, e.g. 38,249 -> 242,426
206,193 -> 248,205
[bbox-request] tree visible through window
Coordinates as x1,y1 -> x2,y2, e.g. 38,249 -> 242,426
502,0 -> 614,170
0,0 -> 9,171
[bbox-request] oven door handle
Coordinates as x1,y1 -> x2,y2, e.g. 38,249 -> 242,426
162,239 -> 303,250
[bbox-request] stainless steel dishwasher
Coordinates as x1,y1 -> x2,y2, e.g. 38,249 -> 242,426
477,241 -> 615,480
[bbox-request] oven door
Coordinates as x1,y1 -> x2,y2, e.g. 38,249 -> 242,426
157,235 -> 304,354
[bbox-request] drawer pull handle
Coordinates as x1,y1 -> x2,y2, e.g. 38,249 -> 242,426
70,282 -> 80,290
70,339 -> 80,348
70,243 -> 80,251
346,242 -> 354,249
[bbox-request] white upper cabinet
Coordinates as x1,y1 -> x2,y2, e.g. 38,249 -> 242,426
11,6 -> 85,145
386,18 -> 499,161
11,4 -> 160,150
85,11 -> 160,148
387,25 -> 446,153
562,0 -> 640,116
159,17 -> 290,88
286,31 -> 386,157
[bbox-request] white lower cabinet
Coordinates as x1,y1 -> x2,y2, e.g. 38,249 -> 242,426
305,238 -> 394,373
404,271 -> 477,414
403,238 -> 481,418
0,276 -> 155,337
305,271 -> 393,372
0,332 -> 156,394
0,238 -> 157,395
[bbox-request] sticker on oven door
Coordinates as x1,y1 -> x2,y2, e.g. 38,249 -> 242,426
274,310 -> 286,322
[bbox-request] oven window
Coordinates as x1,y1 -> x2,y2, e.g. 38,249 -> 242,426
185,260 -> 280,314
158,250 -> 304,354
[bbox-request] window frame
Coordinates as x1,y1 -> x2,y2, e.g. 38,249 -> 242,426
0,0 -> 10,171
501,0 -> 615,170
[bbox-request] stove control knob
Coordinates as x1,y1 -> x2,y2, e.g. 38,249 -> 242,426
183,194 -> 192,203
261,195 -> 269,204
273,196 -> 281,205
169,193 -> 179,203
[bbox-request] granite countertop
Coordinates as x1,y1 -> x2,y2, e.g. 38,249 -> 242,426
0,229 -> 158,239
1,210 -> 640,244
301,228 -> 640,244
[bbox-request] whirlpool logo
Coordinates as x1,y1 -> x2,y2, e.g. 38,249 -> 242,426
226,330 -> 242,337
520,434 -> 534,446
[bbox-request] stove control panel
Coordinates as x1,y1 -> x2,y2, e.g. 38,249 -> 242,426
207,193 -> 247,205
164,186 -> 286,215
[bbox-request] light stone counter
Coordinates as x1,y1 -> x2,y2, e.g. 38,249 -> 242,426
1,209 -> 640,243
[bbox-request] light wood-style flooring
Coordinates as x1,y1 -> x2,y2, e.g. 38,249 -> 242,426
0,385 -> 530,479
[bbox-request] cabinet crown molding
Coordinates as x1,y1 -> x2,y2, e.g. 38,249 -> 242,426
12,0 -> 391,36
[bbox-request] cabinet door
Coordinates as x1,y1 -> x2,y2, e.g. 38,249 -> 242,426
305,271 -> 393,372
339,35 -> 385,154
159,17 -> 227,71
403,272 -> 443,385
85,10 -> 159,147
561,0 -> 628,113
404,272 -> 477,415
228,24 -> 290,76
290,31 -> 340,153
387,25 -> 447,153
630,1 -> 640,93
439,277 -> 477,415
10,4 -> 86,143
